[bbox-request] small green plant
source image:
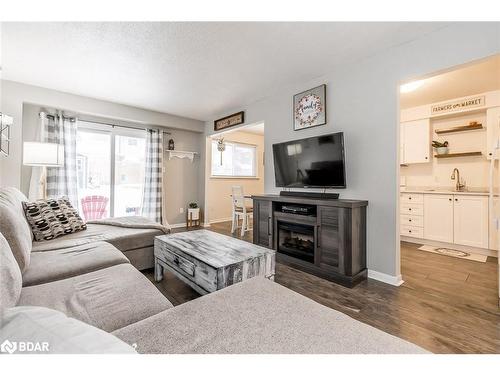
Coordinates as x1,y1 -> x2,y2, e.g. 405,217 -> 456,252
432,140 -> 449,148
188,202 -> 199,209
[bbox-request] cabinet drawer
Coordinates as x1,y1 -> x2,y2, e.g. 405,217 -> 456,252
400,214 -> 423,227
400,203 -> 424,216
156,247 -> 196,277
400,193 -> 424,204
400,225 -> 423,238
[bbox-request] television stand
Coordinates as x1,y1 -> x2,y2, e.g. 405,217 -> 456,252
252,194 -> 368,287
279,191 -> 340,200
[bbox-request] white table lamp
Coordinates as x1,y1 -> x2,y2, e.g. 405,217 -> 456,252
23,142 -> 64,199
23,142 -> 64,167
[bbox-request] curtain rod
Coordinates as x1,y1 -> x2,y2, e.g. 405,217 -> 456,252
61,116 -> 172,135
80,119 -> 172,135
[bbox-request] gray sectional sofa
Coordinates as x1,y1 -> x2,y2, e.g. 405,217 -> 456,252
0,187 -> 427,354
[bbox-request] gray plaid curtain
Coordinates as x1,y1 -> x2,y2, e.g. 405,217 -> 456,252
142,129 -> 163,223
44,112 -> 78,207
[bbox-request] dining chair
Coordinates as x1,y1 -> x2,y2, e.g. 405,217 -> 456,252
231,186 -> 253,237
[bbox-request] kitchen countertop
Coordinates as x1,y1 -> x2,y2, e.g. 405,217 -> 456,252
400,186 -> 497,196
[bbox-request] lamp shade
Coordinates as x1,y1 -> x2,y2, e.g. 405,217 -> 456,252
23,142 -> 64,167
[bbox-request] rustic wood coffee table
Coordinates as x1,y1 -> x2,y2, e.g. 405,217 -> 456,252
154,230 -> 276,295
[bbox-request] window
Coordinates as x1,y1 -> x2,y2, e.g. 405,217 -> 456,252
76,122 -> 146,218
211,140 -> 257,177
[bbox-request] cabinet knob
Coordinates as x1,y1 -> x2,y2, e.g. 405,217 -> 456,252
408,197 -> 412,200
455,198 -> 458,202
489,153 -> 493,156
409,230 -> 412,233
409,219 -> 412,222
449,198 -> 452,201
408,208 -> 412,211
425,157 -> 428,159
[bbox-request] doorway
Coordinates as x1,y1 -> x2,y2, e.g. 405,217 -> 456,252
205,122 -> 265,240
397,55 -> 500,308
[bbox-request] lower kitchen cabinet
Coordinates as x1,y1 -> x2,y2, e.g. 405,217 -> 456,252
453,195 -> 489,248
423,194 -> 454,243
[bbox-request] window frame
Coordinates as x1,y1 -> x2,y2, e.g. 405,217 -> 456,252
210,140 -> 258,179
77,120 -> 146,217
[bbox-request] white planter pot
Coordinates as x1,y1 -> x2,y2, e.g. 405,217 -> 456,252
436,147 -> 449,155
188,208 -> 200,220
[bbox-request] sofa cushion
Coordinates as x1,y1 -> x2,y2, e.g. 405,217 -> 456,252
113,277 -> 428,354
31,223 -> 161,253
22,241 -> 130,287
0,187 -> 32,272
0,233 -> 22,311
23,197 -> 87,242
0,306 -> 137,354
19,263 -> 173,332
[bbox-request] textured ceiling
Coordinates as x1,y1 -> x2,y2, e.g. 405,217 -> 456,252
1,22 -> 449,120
400,55 -> 500,108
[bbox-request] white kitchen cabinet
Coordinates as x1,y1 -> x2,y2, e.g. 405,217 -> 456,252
423,194 -> 454,243
489,197 -> 500,251
486,107 -> 500,160
401,119 -> 430,164
453,195 -> 489,249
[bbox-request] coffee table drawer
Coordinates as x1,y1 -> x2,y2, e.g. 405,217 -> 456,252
157,247 -> 195,277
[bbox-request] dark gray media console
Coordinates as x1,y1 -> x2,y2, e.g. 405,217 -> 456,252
252,194 -> 368,287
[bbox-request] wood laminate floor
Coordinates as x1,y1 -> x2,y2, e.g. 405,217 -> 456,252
144,221 -> 500,354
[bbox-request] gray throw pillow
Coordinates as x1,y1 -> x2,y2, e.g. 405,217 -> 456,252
23,198 -> 87,242
0,233 -> 22,311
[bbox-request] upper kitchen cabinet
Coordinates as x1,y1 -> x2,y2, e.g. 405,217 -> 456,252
486,106 -> 500,160
400,119 -> 430,164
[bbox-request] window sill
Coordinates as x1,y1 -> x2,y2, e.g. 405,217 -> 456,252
210,176 -> 259,180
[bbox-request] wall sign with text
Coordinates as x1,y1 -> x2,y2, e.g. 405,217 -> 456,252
293,84 -> 326,131
431,96 -> 485,115
214,111 -> 245,131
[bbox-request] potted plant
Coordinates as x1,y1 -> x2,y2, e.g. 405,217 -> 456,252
187,202 -> 200,222
432,140 -> 449,155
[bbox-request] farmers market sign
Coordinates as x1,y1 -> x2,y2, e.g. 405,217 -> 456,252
431,96 -> 485,115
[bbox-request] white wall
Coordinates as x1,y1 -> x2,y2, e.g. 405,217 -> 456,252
204,23 -> 500,279
0,80 -> 205,188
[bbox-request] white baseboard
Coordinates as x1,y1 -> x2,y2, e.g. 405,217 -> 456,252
209,217 -> 233,224
169,222 -> 187,229
367,270 -> 404,286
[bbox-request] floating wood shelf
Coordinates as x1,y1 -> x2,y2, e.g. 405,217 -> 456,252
166,150 -> 198,162
435,124 -> 483,134
434,151 -> 482,159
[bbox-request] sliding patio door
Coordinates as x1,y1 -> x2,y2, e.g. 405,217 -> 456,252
113,134 -> 146,217
76,129 -> 112,217
76,122 -> 146,218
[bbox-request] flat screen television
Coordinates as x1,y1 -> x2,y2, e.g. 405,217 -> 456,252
272,132 -> 346,188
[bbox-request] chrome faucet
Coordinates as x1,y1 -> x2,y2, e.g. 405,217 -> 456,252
451,168 -> 466,191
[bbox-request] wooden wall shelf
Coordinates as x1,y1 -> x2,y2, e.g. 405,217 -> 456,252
435,124 -> 483,134
434,151 -> 482,159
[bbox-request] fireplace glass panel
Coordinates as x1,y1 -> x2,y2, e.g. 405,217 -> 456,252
277,221 -> 315,263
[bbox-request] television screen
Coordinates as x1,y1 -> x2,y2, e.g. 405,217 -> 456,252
272,132 -> 346,188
